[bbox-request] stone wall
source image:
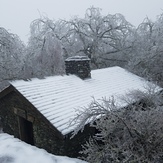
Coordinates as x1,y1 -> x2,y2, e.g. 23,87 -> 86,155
0,89 -> 95,157
0,91 -> 64,155
64,124 -> 95,157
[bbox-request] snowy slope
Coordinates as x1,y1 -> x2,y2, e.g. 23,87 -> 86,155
0,133 -> 86,163
11,67 -> 151,135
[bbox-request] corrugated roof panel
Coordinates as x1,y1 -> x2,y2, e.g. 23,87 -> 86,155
11,66 -> 151,135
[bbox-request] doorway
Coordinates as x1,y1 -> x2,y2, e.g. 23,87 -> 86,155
18,116 -> 34,145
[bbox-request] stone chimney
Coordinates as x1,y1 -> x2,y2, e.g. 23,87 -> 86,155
65,56 -> 91,79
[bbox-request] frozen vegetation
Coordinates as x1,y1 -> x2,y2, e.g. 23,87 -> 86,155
0,6 -> 163,163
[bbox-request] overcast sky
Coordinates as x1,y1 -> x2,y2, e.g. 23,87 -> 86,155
0,0 -> 163,43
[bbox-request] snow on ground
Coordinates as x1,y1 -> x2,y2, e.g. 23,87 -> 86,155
0,133 -> 87,163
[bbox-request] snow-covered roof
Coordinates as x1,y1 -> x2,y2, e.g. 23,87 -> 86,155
65,56 -> 90,61
10,66 -> 150,135
0,133 -> 86,163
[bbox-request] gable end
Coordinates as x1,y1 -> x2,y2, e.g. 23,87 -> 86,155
0,85 -> 14,100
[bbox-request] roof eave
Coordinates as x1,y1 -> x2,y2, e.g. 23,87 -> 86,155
11,85 -> 65,139
0,85 -> 15,100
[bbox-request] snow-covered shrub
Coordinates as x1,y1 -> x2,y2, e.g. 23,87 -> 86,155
73,87 -> 163,162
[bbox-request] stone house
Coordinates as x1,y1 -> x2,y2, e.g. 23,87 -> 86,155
0,56 -> 153,157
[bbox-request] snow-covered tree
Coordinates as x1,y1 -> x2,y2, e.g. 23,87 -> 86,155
25,18 -> 65,78
0,27 -> 25,82
62,7 -> 134,68
128,16 -> 163,86
30,7 -> 134,69
72,87 -> 163,162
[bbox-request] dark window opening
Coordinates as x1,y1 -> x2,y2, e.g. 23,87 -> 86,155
18,116 -> 34,145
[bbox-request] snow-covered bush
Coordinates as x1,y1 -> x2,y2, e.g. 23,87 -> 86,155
73,87 -> 163,162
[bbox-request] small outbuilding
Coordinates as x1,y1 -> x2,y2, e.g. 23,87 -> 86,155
0,56 -> 153,157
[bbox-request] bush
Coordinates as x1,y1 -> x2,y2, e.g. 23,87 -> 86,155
73,88 -> 163,162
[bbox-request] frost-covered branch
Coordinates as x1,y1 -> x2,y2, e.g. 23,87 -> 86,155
72,86 -> 163,162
